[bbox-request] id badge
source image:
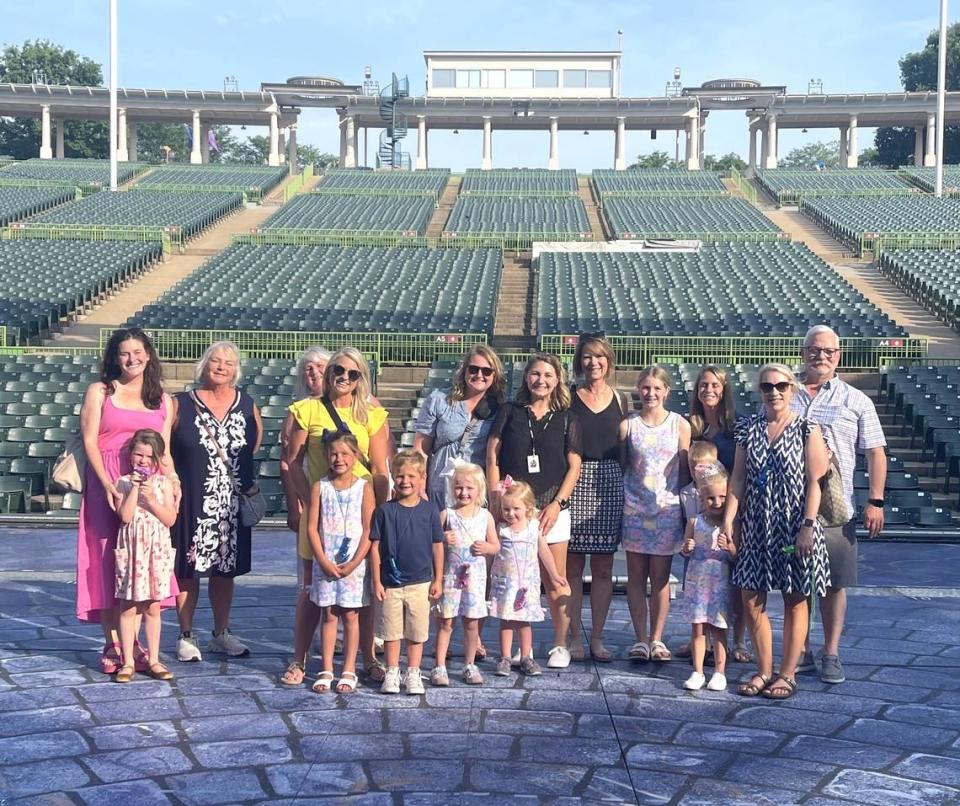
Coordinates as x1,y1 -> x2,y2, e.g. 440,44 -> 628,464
527,454 -> 541,474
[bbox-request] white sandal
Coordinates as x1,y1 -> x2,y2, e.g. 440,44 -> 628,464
336,670 -> 358,693
628,641 -> 650,661
312,670 -> 334,693
650,640 -> 672,662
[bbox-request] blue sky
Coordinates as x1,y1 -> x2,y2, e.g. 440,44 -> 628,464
2,0 -> 950,169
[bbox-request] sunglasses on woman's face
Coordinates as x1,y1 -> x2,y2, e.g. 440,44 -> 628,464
467,364 -> 494,379
332,365 -> 361,382
759,381 -> 792,394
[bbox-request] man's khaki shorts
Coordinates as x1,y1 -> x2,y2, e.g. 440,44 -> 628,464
379,581 -> 431,643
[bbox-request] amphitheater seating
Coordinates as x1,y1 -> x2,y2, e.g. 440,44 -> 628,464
136,165 -> 288,194
536,242 -> 904,337
129,243 -> 501,333
592,169 -> 726,195
0,186 -> 75,227
899,167 -> 960,193
0,240 -> 162,344
318,169 -> 450,195
756,169 -> 912,205
444,197 -> 590,236
461,169 -> 578,195
262,193 -> 435,234
879,250 -> 960,330
31,190 -> 243,238
601,197 -> 780,239
0,158 -> 146,186
801,196 -> 960,249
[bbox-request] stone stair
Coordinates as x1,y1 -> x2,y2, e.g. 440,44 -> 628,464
426,175 -> 460,238
491,252 -> 537,352
374,367 -> 430,440
577,176 -> 607,240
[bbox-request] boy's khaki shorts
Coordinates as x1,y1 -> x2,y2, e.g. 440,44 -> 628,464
379,581 -> 431,643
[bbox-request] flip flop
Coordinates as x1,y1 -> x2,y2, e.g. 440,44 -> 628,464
312,671 -> 335,693
737,672 -> 772,697
589,642 -> 613,663
279,661 -> 305,687
762,675 -> 798,700
731,645 -> 754,664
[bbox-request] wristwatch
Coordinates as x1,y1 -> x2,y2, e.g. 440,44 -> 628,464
802,518 -> 816,528
867,498 -> 885,508
555,498 -> 570,510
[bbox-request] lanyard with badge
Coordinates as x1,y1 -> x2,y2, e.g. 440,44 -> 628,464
525,407 -> 554,475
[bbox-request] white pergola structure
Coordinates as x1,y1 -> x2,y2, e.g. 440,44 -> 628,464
0,83 -> 300,165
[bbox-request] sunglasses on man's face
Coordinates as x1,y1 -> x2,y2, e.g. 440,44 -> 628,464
332,365 -> 361,382
467,364 -> 494,379
759,381 -> 792,394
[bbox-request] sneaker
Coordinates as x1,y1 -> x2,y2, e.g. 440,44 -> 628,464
208,628 -> 249,657
820,654 -> 846,684
707,672 -> 727,691
796,649 -> 816,674
495,657 -> 512,676
520,656 -> 542,676
462,663 -> 484,685
546,646 -> 571,669
430,666 -> 449,687
177,632 -> 202,663
404,667 -> 425,695
380,666 -> 401,694
683,671 -> 706,690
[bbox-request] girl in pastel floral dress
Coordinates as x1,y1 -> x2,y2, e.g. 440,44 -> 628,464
308,432 -> 375,694
680,465 -> 736,692
489,479 -> 567,677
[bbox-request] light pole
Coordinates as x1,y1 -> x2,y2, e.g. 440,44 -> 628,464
935,0 -> 948,198
108,0 -> 117,191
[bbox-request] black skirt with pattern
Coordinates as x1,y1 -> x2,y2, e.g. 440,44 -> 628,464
569,459 -> 624,554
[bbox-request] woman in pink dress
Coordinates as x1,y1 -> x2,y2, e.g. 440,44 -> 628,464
77,328 -> 178,674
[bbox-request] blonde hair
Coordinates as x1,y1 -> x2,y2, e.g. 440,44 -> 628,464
697,464 -> 730,494
689,365 -> 737,439
515,352 -> 571,411
500,479 -> 537,518
573,335 -> 616,380
449,462 -> 488,506
449,345 -> 506,404
293,345 -> 331,401
391,449 -> 426,477
195,341 -> 242,386
324,347 -> 375,425
757,363 -> 798,391
688,440 -> 719,465
636,365 -> 672,390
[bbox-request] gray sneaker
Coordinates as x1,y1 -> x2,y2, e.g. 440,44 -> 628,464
796,649 -> 816,674
520,656 -> 542,676
177,632 -> 202,662
208,628 -> 249,657
820,654 -> 846,684
494,657 -> 512,676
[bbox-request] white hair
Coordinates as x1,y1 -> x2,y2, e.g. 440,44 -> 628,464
294,345 -> 332,400
803,325 -> 840,347
195,341 -> 243,386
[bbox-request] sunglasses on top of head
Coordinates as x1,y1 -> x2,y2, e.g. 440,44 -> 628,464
759,381 -> 792,394
332,364 -> 361,382
467,364 -> 494,379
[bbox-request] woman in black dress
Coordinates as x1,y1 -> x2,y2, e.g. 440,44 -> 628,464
170,341 -> 263,663
487,352 -> 582,669
566,334 -> 627,663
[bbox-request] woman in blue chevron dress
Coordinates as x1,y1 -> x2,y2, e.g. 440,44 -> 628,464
721,363 -> 830,701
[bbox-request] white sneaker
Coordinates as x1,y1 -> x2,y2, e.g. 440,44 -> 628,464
177,633 -> 202,663
380,666 -> 401,694
208,628 -> 249,657
707,672 -> 727,691
683,671 -> 706,690
404,667 -> 425,695
546,646 -> 571,669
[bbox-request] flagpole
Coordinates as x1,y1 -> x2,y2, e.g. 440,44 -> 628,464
108,0 -> 118,191
935,0 -> 948,198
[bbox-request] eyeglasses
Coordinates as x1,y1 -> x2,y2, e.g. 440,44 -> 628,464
759,381 -> 792,394
806,347 -> 840,358
467,364 -> 494,378
332,365 -> 361,382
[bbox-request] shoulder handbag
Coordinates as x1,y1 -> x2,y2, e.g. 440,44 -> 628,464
52,433 -> 86,493
191,392 -> 266,527
803,418 -> 850,527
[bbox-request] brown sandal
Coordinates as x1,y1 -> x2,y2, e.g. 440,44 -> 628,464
279,661 -> 306,687
731,645 -> 754,664
115,664 -> 135,684
762,675 -> 798,700
147,663 -> 174,681
737,672 -> 771,697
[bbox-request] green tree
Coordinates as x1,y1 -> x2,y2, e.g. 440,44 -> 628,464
779,141 -> 841,170
875,22 -> 960,166
629,150 -> 676,169
0,40 -> 107,159
295,144 -> 338,170
703,152 -> 747,172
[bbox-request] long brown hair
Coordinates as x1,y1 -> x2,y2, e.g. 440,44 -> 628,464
515,352 -> 571,411
101,328 -> 164,410
688,365 -> 736,439
449,344 -> 505,404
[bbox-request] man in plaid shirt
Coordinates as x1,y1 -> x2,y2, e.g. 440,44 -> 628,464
791,325 -> 887,685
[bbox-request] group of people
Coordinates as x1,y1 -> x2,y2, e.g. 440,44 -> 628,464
75,325 -> 886,701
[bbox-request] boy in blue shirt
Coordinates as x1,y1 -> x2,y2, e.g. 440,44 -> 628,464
370,451 -> 444,694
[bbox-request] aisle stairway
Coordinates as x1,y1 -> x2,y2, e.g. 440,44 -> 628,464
492,252 -> 537,351
426,175 -> 460,237
578,176 -> 606,240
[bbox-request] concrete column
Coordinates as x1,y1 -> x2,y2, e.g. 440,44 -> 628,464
686,115 -> 700,170
40,105 -> 53,159
764,115 -> 778,169
339,116 -> 347,166
416,115 -> 427,170
278,129 -> 286,165
548,117 -> 559,170
482,116 -> 492,170
685,127 -> 693,164
914,127 -> 924,167
698,114 -> 706,169
343,116 -> 356,168
55,119 -> 65,159
117,109 -> 129,162
288,124 -> 297,170
614,116 -> 626,170
760,125 -> 768,168
839,127 -> 848,167
847,115 -> 858,168
128,122 -> 138,162
748,125 -> 758,171
925,113 -> 936,167
190,110 -> 202,164
200,124 -> 211,164
268,111 -> 280,166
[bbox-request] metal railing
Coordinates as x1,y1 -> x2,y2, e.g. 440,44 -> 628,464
134,183 -> 255,202
101,328 -> 487,365
0,343 -> 101,357
863,231 -> 960,259
614,230 -> 788,244
235,228 -> 583,251
771,187 -> 917,208
308,187 -> 441,203
729,167 -> 758,205
539,334 -> 927,372
459,189 -> 579,199
3,222 -> 176,254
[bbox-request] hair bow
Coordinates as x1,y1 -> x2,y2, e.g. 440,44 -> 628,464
496,474 -> 515,495
321,426 -> 350,444
693,462 -> 720,481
